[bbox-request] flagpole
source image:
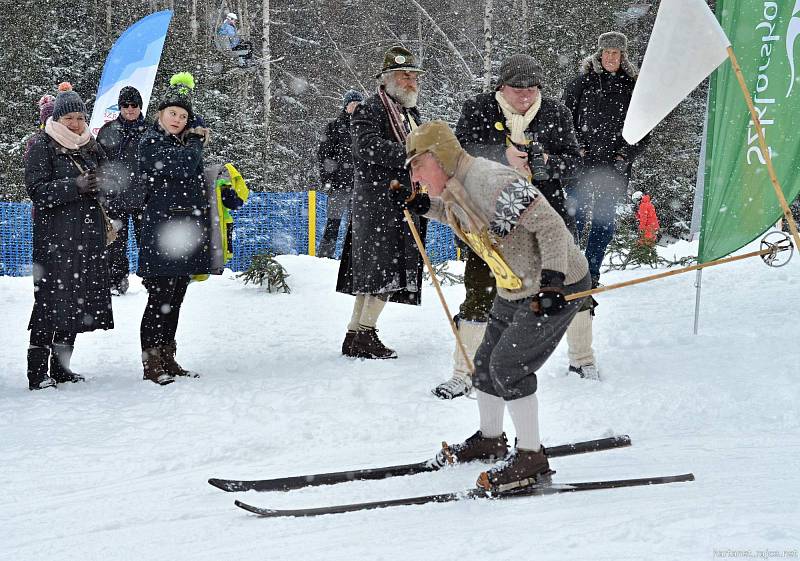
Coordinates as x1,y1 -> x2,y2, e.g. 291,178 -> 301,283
693,269 -> 702,335
726,46 -> 800,253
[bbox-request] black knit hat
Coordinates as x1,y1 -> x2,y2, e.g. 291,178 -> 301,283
52,88 -> 87,121
375,46 -> 425,78
497,54 -> 543,89
118,86 -> 143,108
158,72 -> 195,120
342,90 -> 364,108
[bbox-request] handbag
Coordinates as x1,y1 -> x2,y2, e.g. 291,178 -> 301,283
70,154 -> 117,246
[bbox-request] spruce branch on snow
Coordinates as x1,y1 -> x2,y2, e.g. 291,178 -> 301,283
423,261 -> 464,286
604,210 -> 695,272
237,254 -> 291,293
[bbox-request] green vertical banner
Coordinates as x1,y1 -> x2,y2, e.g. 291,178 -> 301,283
700,0 -> 800,263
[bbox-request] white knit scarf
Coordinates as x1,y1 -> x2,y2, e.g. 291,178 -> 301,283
495,91 -> 542,144
44,117 -> 92,150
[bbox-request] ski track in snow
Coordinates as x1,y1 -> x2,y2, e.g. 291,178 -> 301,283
1,240 -> 798,561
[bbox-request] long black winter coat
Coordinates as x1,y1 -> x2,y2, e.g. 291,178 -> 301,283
134,123 -> 212,278
562,54 -> 647,166
96,114 -> 150,202
24,133 -> 113,333
455,92 -> 581,223
318,110 -> 355,194
335,91 -> 425,305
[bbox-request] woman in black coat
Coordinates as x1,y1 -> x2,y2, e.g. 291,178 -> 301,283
134,72 -> 212,386
23,87 -> 112,390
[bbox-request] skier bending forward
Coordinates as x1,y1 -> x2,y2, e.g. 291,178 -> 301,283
394,121 -> 591,492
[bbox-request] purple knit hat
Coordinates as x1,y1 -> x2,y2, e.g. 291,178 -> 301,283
38,94 -> 55,124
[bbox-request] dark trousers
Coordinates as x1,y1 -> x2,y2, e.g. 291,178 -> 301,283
107,214 -> 142,286
318,190 -> 351,259
473,273 -> 591,400
30,328 -> 76,348
459,248 -> 496,321
140,276 -> 190,350
566,165 -> 628,279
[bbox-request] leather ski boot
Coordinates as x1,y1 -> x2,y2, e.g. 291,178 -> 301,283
435,430 -> 509,467
50,343 -> 86,384
476,446 -> 554,493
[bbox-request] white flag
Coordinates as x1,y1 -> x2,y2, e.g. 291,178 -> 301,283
622,0 -> 730,144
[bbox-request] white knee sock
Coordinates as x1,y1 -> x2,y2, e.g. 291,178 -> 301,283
347,294 -> 366,332
506,393 -> 541,452
358,294 -> 387,329
567,310 -> 595,367
476,390 -> 505,438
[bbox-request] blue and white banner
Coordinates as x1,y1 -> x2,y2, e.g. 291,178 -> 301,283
89,10 -> 172,136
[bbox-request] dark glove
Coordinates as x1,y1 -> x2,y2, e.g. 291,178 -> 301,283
186,126 -> 211,145
388,180 -> 431,214
530,269 -> 567,316
189,114 -> 206,128
613,156 -> 630,175
75,170 -> 99,195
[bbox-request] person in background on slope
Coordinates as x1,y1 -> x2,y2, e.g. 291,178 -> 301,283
23,85 -> 113,390
395,121 -> 590,492
430,53 -> 593,399
97,86 -> 151,296
131,72 -> 213,386
335,46 -> 426,360
562,31 -> 649,288
217,12 -> 251,67
316,89 -> 363,259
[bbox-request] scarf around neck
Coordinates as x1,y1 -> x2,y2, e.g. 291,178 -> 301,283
44,117 -> 92,150
495,91 -> 542,145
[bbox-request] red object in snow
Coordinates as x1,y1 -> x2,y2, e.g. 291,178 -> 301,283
636,194 -> 660,243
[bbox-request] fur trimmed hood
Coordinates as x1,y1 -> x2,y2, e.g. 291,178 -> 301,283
579,51 -> 638,78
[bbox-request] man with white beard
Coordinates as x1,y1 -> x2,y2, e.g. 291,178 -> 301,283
336,46 -> 426,360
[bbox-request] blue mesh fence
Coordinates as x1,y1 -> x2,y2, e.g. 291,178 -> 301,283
0,192 -> 457,277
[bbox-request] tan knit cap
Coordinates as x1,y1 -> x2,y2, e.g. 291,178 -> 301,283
404,121 -> 463,176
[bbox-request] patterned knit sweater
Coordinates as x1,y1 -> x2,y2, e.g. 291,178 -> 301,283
426,154 -> 588,300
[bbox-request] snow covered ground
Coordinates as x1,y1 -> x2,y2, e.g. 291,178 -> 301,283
1,239 -> 798,561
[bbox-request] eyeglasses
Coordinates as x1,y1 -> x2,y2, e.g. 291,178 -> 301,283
119,103 -> 139,109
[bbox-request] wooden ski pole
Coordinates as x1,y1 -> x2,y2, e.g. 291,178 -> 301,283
402,207 -> 474,374
727,46 -> 800,253
566,245 -> 781,301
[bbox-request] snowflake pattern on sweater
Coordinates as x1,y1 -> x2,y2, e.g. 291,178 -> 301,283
490,178 -> 539,238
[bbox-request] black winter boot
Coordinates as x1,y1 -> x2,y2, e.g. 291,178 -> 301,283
50,344 -> 86,384
28,347 -> 56,391
341,330 -> 358,357
436,430 -> 508,467
142,347 -> 175,386
476,446 -> 553,493
350,327 -> 397,359
160,340 -> 199,378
